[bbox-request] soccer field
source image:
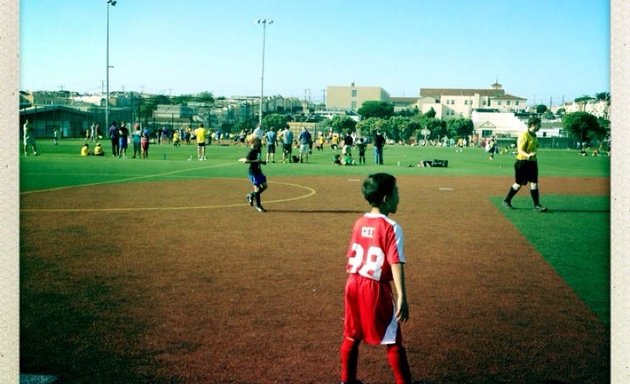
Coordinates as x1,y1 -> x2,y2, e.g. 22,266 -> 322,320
20,138 -> 610,190
19,139 -> 610,383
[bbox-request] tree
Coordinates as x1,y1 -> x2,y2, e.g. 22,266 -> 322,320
357,101 -> 394,119
594,92 -> 610,103
535,104 -> 548,114
446,118 -> 474,139
562,112 -> 606,143
542,110 -> 555,120
381,116 -> 411,143
425,118 -> 446,140
330,115 -> 357,133
261,113 -> 288,132
424,107 -> 436,119
356,117 -> 385,138
395,106 -> 419,117
403,121 -> 420,142
235,120 -> 255,134
195,91 -> 214,104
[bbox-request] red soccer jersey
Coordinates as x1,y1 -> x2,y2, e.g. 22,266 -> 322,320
346,212 -> 405,282
344,212 -> 405,344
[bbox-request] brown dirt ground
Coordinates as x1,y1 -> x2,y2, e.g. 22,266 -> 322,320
19,175 -> 609,384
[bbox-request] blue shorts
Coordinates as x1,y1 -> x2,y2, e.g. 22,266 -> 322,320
248,172 -> 267,187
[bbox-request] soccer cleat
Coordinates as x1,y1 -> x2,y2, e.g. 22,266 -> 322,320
534,205 -> 548,212
255,206 -> 267,213
246,194 -> 254,207
502,200 -> 514,209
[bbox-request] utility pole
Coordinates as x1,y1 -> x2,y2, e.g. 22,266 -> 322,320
257,18 -> 273,126
105,0 -> 117,131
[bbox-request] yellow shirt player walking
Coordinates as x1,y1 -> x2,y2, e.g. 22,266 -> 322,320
195,123 -> 208,160
502,116 -> 547,212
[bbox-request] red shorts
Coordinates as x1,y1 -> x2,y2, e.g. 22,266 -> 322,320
343,273 -> 400,345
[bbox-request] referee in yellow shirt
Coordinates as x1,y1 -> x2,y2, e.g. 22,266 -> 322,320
195,123 -> 208,160
502,116 -> 547,212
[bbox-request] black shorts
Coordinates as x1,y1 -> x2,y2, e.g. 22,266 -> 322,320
283,143 -> 292,154
267,144 -> 276,153
514,160 -> 538,185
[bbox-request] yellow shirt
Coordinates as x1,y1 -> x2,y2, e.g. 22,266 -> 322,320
516,129 -> 538,161
94,145 -> 104,155
81,146 -> 89,156
195,127 -> 207,143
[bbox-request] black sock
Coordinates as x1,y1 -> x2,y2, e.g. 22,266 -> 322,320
255,192 -> 261,207
505,186 -> 518,203
530,188 -> 541,206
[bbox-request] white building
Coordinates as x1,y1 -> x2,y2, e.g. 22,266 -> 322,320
419,82 -> 527,120
471,110 -> 526,138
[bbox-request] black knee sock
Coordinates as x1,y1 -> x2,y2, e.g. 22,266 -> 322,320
255,191 -> 261,207
505,186 -> 518,203
530,188 -> 540,206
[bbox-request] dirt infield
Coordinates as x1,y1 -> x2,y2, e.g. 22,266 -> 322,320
20,175 -> 609,383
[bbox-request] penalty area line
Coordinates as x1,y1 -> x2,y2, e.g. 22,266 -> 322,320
20,162 -> 241,196
20,180 -> 317,213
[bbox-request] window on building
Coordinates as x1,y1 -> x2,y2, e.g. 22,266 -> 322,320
507,100 -> 511,105
351,101 -> 356,109
351,90 -> 357,97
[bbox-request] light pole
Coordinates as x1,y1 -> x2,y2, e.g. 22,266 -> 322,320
257,18 -> 273,126
106,0 -> 117,132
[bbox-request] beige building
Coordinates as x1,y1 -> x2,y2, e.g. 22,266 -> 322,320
419,82 -> 527,120
326,83 -> 391,111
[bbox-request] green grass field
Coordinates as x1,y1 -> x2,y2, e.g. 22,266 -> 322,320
21,138 -> 611,324
20,138 -> 610,190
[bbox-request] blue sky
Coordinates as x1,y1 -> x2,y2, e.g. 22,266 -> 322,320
19,0 -> 610,105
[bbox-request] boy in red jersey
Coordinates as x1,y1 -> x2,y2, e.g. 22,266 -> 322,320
340,173 -> 415,384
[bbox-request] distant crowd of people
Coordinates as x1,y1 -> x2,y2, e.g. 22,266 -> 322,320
22,119 -> 611,163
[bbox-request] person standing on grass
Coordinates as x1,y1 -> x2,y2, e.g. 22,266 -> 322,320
374,129 -> 385,165
118,121 -> 129,159
298,127 -> 312,163
265,128 -> 277,163
131,123 -> 142,159
109,121 -> 119,157
195,123 -> 208,160
340,173 -> 416,384
281,124 -> 294,163
52,127 -> 59,145
23,119 -> 39,156
502,116 -> 547,212
141,131 -> 150,159
356,137 -> 367,165
239,135 -> 268,213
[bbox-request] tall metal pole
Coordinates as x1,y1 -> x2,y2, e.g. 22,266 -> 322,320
257,19 -> 273,126
106,1 -> 116,132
